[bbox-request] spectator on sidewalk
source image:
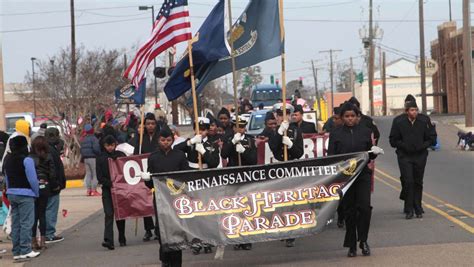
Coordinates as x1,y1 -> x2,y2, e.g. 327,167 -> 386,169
31,123 -> 48,142
97,135 -> 126,250
44,128 -> 66,244
80,124 -> 101,196
30,136 -> 56,250
4,135 -> 41,260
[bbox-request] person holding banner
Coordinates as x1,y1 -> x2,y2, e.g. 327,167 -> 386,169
132,113 -> 160,242
96,135 -> 127,250
140,127 -> 190,267
174,117 -> 220,170
328,102 -> 384,257
221,117 -> 257,251
269,106 -> 304,248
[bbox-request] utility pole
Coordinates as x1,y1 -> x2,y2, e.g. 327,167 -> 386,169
350,57 -> 354,95
382,52 -> 387,116
0,36 -> 5,130
449,0 -> 452,21
419,0 -> 427,114
70,0 -> 76,112
311,60 -> 321,119
31,57 -> 37,117
463,0 -> 473,127
319,49 -> 342,112
368,0 -> 375,116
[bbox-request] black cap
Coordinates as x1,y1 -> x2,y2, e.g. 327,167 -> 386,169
404,94 -> 416,103
333,107 -> 341,115
348,97 -> 360,108
40,123 -> 48,129
294,104 -> 304,114
159,125 -> 174,138
9,135 -> 28,153
217,107 -> 230,118
206,112 -> 217,125
265,111 -> 276,122
405,100 -> 418,110
232,117 -> 248,127
197,117 -> 210,129
144,113 -> 156,122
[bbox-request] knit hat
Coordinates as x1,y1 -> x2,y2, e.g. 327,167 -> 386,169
84,124 -> 94,134
265,111 -> 276,122
217,107 -> 231,118
405,100 -> 418,110
9,135 -> 28,155
348,97 -> 361,108
404,94 -> 416,103
15,119 -> 30,137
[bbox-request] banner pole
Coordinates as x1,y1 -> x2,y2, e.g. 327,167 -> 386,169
227,0 -> 241,166
187,40 -> 203,169
136,104 -> 146,236
278,0 -> 288,161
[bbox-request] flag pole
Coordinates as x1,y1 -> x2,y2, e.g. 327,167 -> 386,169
187,40 -> 203,169
278,0 -> 288,161
136,104 -> 145,236
227,0 -> 241,166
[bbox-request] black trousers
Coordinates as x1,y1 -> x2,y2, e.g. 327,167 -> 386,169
102,187 -> 126,244
154,199 -> 182,267
32,192 -> 48,237
397,152 -> 428,215
143,194 -> 159,235
343,172 -> 372,248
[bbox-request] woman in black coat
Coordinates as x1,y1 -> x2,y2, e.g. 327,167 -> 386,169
328,102 -> 383,257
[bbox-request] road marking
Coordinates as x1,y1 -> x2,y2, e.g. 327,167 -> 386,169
375,168 -> 474,217
374,176 -> 474,235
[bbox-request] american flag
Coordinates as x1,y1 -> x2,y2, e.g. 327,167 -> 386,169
124,0 -> 192,87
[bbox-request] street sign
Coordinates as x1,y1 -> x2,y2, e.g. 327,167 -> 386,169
415,59 -> 439,76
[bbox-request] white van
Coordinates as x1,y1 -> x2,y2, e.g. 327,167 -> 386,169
5,112 -> 34,134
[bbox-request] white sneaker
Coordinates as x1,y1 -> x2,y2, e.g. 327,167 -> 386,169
13,255 -> 22,260
20,250 -> 41,259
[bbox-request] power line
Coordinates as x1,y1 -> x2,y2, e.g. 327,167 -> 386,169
0,5 -> 139,16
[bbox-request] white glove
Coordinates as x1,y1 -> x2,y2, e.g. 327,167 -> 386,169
282,136 -> 293,149
195,143 -> 206,154
231,133 -> 242,145
140,171 -> 151,181
236,143 -> 246,154
278,121 -> 290,135
188,134 -> 202,146
371,146 -> 384,155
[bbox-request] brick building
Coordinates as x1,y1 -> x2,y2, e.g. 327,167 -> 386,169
431,21 -> 474,114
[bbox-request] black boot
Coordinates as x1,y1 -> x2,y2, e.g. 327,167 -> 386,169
337,217 -> 344,228
204,245 -> 213,253
347,247 -> 357,257
143,230 -> 153,241
405,212 -> 414,220
359,241 -> 370,256
233,244 -> 241,250
241,243 -> 252,250
102,242 -> 115,250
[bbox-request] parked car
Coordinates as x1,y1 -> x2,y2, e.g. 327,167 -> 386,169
246,109 -> 269,136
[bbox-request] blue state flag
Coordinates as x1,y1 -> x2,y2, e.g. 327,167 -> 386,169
164,0 -> 229,101
115,79 -> 146,105
195,0 -> 284,94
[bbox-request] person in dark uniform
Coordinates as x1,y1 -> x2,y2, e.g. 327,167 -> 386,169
389,99 -> 434,219
221,117 -> 257,250
322,106 -> 343,133
269,106 -> 304,248
217,108 -> 234,138
140,126 -> 190,267
348,97 -> 380,144
96,135 -> 126,250
291,105 -> 317,134
392,95 -> 437,206
257,111 -> 278,141
328,102 -> 383,257
206,113 -> 223,145
132,113 -> 160,241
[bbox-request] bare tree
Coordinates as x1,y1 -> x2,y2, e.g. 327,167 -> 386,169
18,46 -> 126,168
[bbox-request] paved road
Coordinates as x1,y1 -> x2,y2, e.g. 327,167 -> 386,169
26,117 -> 474,266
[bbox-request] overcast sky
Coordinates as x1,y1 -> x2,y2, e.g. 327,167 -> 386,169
0,0 -> 466,89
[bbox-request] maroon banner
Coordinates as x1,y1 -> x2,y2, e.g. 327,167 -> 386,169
108,154 -> 155,220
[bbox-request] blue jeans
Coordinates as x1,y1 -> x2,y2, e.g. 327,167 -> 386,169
45,193 -> 60,239
9,194 -> 35,256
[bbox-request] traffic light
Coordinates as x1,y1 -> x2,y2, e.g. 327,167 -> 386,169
270,75 -> 275,84
244,75 -> 251,87
356,72 -> 364,84
299,77 -> 303,87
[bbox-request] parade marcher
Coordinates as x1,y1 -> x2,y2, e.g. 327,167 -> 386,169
322,106 -> 343,133
348,97 -> 380,144
169,125 -> 186,148
140,126 -> 190,267
44,127 -> 66,244
269,105 -> 304,248
30,136 -> 55,250
291,104 -> 317,134
4,135 -> 41,260
257,111 -> 278,141
97,135 -> 127,250
389,99 -> 435,219
217,108 -> 234,138
174,117 -> 220,170
328,102 -> 384,257
206,113 -> 223,145
392,94 -> 437,205
132,113 -> 160,241
221,117 -> 257,250
80,124 -> 101,196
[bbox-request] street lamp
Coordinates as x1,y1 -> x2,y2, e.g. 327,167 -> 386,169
30,57 -> 37,118
139,5 -> 159,105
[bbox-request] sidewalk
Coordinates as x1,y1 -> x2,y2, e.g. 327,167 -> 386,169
0,187 -> 102,266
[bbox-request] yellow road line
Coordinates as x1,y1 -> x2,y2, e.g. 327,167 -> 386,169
374,176 -> 474,235
375,168 -> 473,216
66,179 -> 84,188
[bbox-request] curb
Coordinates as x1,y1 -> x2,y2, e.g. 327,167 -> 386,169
66,179 -> 84,188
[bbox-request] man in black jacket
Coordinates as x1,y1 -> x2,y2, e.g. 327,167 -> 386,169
291,105 -> 317,134
96,135 -> 126,250
140,127 -> 190,267
44,128 -> 66,244
389,100 -> 434,219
